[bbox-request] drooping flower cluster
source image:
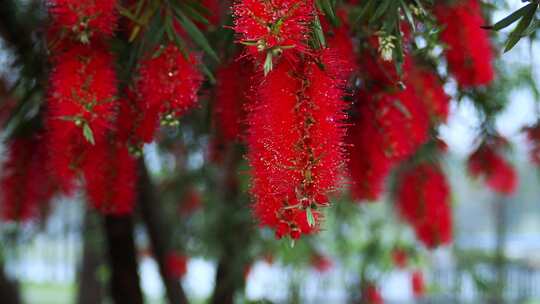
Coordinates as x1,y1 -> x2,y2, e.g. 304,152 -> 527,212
310,254 -> 333,273
408,68 -> 451,123
82,141 -> 137,214
47,0 -> 119,193
363,284 -> 384,304
46,1 -> 141,215
411,270 -> 425,298
136,45 -> 203,126
232,0 -> 315,59
47,44 -> 117,148
396,163 -> 453,249
166,252 -> 188,279
247,53 -> 347,239
0,136 -> 56,221
391,248 -> 408,269
347,86 -> 430,201
116,92 -> 160,152
48,0 -> 118,42
213,58 -> 253,141
321,11 -> 357,81
434,0 -> 494,87
348,55 -> 449,201
467,138 -> 517,195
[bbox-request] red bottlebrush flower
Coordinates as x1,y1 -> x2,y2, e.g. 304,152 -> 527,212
137,44 -> 203,123
347,87 -> 430,201
248,53 -> 347,240
232,0 -> 315,59
117,91 -> 160,149
467,141 -> 517,195
411,270 -> 425,297
311,254 -> 333,273
214,58 -> 253,141
248,60 -> 310,239
408,67 -> 451,123
82,141 -> 137,215
166,252 -> 188,279
49,0 -> 118,41
524,123 -> 540,165
47,45 -> 117,190
178,188 -> 202,216
391,248 -> 408,269
434,0 -> 494,87
364,284 -> 384,304
48,44 -> 117,145
346,112 -> 392,201
358,37 -> 411,89
396,163 -> 453,249
320,12 -> 357,81
0,136 -> 56,221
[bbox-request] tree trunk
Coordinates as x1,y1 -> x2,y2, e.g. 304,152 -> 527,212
77,210 -> 105,304
103,215 -> 143,304
0,265 -> 21,304
210,145 -> 252,304
137,160 -> 189,304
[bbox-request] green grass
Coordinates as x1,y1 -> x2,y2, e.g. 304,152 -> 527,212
22,282 -> 75,304
21,282 -> 167,304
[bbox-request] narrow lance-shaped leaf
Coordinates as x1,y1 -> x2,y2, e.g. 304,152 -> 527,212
483,3 -> 534,31
83,123 -> 95,145
504,3 -> 538,52
174,9 -> 220,62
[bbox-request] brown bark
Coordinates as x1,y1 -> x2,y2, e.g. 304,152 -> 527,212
137,160 -> 189,304
0,265 -> 21,304
210,145 -> 252,304
77,211 -> 105,304
103,215 -> 143,304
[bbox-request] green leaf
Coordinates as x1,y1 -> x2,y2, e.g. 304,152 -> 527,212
200,63 -> 216,84
317,0 -> 338,27
117,5 -> 141,24
354,0 -> 376,24
400,0 -> 416,32
504,3 -> 538,52
312,14 -> 326,49
82,123 -> 95,145
306,207 -> 315,227
485,3 -> 533,31
174,9 -> 220,62
369,0 -> 392,24
165,16 -> 188,58
521,19 -> 540,37
263,52 -> 273,76
177,2 -> 210,25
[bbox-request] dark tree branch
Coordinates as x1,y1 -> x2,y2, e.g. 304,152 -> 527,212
0,263 -> 21,304
210,144 -> 252,304
137,159 -> 190,304
103,215 -> 143,304
77,210 -> 105,304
